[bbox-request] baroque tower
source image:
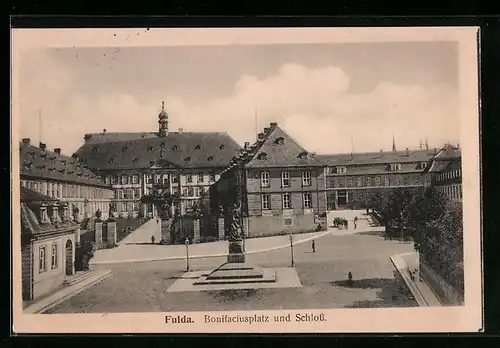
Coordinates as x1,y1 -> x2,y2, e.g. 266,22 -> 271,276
158,101 -> 168,137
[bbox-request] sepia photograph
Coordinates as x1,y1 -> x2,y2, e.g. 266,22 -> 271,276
11,27 -> 482,333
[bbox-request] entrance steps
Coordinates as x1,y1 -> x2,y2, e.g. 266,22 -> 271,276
62,269 -> 96,286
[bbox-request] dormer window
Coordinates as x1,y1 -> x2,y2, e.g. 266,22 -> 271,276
207,156 -> 214,161
48,166 -> 55,171
419,162 -> 427,169
274,137 -> 285,145
49,155 -> 56,160
389,163 -> 402,171
172,145 -> 179,151
150,160 -> 155,166
108,158 -> 115,164
219,144 -> 225,150
133,158 -> 139,162
147,146 -> 153,151
122,146 -> 128,152
298,151 -> 308,159
37,164 -> 45,169
185,157 -> 191,162
257,152 -> 267,160
195,144 -> 201,150
335,166 -> 347,174
92,146 -> 99,152
40,152 -> 47,159
160,142 -> 165,148
58,168 -> 65,173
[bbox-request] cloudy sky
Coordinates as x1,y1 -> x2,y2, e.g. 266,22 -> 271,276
16,41 -> 460,155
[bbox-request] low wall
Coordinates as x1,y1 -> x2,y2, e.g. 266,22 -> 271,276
248,213 -> 316,238
420,260 -> 464,306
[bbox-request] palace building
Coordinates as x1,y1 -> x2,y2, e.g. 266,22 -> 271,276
424,143 -> 462,202
19,139 -> 114,222
73,102 -> 242,218
316,141 -> 438,210
20,187 -> 78,301
212,122 -> 327,238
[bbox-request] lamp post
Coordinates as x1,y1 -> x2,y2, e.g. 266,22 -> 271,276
185,237 -> 190,272
289,234 -> 294,267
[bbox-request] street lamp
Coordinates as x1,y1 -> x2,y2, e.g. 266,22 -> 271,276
289,234 -> 294,267
185,237 -> 190,272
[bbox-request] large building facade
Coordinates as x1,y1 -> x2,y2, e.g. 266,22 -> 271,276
20,187 -> 78,301
19,139 -> 114,222
317,146 -> 438,210
213,122 -> 327,238
424,144 -> 462,202
73,102 -> 241,219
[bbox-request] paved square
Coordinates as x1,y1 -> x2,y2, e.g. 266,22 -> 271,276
45,233 -> 418,313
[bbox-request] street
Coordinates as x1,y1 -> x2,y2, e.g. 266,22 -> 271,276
46,231 -> 417,313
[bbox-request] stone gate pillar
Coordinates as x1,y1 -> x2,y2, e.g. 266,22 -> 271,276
218,217 -> 225,240
107,220 -> 117,245
95,222 -> 103,249
75,226 -> 81,245
193,219 -> 201,243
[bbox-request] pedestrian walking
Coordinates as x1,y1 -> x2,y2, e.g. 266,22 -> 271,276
157,218 -> 159,225
312,240 -> 316,253
347,271 -> 353,286
151,235 -> 155,244
354,216 -> 358,229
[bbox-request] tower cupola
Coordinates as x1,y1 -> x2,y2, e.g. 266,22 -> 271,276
158,101 -> 168,137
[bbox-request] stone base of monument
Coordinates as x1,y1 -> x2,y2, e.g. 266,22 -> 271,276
193,262 -> 276,285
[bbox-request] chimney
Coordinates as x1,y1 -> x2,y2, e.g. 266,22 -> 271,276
433,148 -> 437,155
257,132 -> 265,141
457,143 -> 460,149
72,153 -> 79,161
263,127 -> 271,134
21,138 -> 30,145
54,148 -> 61,155
103,129 -> 107,134
244,142 -> 250,150
84,134 -> 92,142
270,122 -> 278,127
39,142 -> 46,151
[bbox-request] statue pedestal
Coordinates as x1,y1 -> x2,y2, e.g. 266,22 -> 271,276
227,240 -> 245,263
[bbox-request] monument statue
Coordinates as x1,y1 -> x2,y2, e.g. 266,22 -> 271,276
228,202 -> 243,241
72,204 -> 79,222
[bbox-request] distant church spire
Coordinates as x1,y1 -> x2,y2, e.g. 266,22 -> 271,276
158,101 -> 168,137
392,133 -> 397,152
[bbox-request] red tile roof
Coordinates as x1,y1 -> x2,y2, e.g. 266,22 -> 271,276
75,131 -> 242,171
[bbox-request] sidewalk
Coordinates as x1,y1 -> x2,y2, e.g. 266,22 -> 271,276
91,230 -> 335,265
23,269 -> 113,314
390,252 -> 442,307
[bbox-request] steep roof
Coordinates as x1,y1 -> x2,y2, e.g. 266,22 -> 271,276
317,149 -> 436,166
19,141 -> 110,188
20,187 -> 78,237
74,131 -> 242,171
427,145 -> 462,173
244,125 -> 325,168
20,186 -> 57,202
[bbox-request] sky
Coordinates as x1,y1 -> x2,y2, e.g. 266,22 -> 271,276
16,41 -> 460,155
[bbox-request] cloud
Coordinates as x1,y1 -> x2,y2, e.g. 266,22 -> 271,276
17,59 -> 459,155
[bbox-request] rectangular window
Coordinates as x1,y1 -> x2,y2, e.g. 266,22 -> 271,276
209,173 -> 216,182
261,194 -> 270,210
395,177 -> 400,186
339,178 -> 345,187
366,177 -> 372,186
403,176 -> 409,186
337,167 -> 347,174
357,191 -> 364,200
198,173 -> 204,183
347,178 -> 353,187
145,174 -> 152,184
121,202 -> 127,212
375,176 -> 381,186
154,174 -> 161,184
356,177 -> 363,187
261,172 -> 270,187
105,177 -> 111,184
413,176 -> 420,184
302,171 -> 311,186
281,172 -> 290,187
123,190 -> 129,199
51,244 -> 58,269
303,193 -> 312,208
282,192 -> 291,209
188,187 -> 194,197
182,187 -> 188,196
110,176 -> 117,185
172,175 -> 179,183
186,174 -> 192,183
193,187 -> 201,197
384,177 -> 390,186
39,246 -> 47,273
132,175 -> 139,184
134,188 -> 141,199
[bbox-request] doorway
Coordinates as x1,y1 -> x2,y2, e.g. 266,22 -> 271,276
65,239 -> 74,276
337,190 -> 347,205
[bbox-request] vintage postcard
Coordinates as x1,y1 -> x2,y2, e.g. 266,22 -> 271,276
11,27 -> 482,333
